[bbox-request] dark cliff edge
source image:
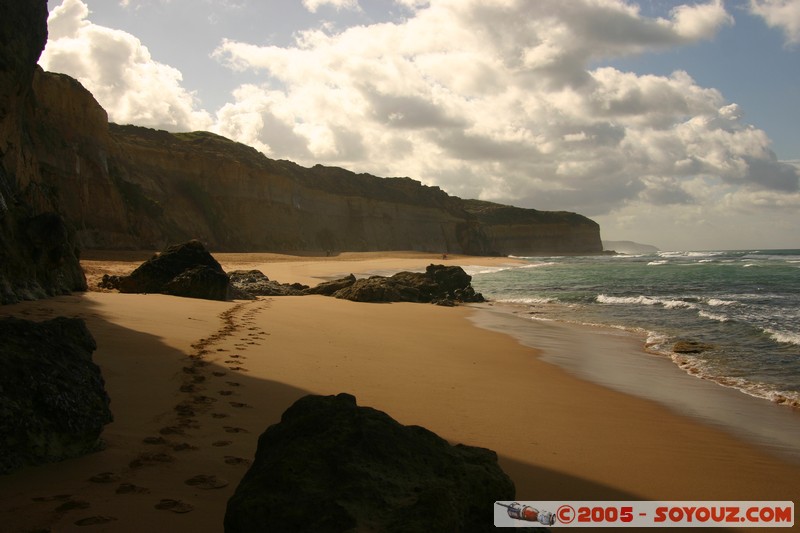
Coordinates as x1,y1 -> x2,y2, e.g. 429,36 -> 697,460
32,97 -> 603,254
0,1 -> 86,304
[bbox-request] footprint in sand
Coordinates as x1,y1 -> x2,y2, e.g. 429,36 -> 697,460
191,375 -> 206,383
225,381 -> 241,387
218,390 -> 234,396
216,348 -> 228,352
74,516 -> 118,526
116,483 -> 151,495
129,452 -> 176,469
229,401 -> 252,409
155,499 -> 194,513
174,403 -> 196,417
143,436 -> 167,445
193,395 -> 218,405
224,456 -> 251,466
88,472 -> 121,483
227,366 -> 248,372
211,412 -> 229,419
179,383 -> 197,393
32,494 -> 72,503
55,499 -> 91,512
228,354 -> 246,360
223,426 -> 249,434
159,425 -> 186,436
212,440 -> 232,447
172,442 -> 199,452
212,371 -> 227,377
184,474 -> 229,489
177,418 -> 200,430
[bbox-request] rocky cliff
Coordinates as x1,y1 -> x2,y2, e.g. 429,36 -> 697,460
7,0 -> 602,258
0,1 -> 86,303
30,82 -> 603,254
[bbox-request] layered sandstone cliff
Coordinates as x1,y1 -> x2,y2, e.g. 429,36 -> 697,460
28,69 -> 602,255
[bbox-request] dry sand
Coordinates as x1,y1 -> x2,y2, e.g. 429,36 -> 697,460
1,252 -> 798,532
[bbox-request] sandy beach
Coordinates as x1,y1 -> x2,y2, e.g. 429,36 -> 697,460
1,252 -> 798,532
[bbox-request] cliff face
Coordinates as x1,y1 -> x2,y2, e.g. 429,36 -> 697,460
0,1 -> 86,303
28,70 -> 603,255
17,45 -> 600,258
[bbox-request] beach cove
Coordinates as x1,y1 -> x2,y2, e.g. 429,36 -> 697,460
1,252 -> 798,532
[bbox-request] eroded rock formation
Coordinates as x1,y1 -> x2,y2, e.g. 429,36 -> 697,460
0,1 -> 86,303
0,317 -> 112,473
224,393 -> 514,532
102,240 -> 230,300
324,264 -> 484,305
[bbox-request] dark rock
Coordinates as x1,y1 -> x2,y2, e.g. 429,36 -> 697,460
224,393 -> 514,533
164,265 -> 230,301
331,264 -> 484,305
330,276 -> 411,303
0,317 -> 112,474
673,340 -> 716,354
302,274 -> 357,296
114,240 -> 230,301
0,1 -> 87,305
99,274 -> 122,290
229,270 -> 308,298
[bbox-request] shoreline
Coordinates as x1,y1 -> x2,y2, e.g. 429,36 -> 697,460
1,252 -> 798,531
468,301 -> 800,465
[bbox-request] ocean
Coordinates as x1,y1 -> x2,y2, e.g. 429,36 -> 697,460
467,249 -> 800,410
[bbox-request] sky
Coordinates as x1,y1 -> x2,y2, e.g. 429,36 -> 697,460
39,0 -> 800,251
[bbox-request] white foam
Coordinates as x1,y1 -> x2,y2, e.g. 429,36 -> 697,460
499,297 -> 555,305
662,299 -> 697,309
765,328 -> 800,346
707,298 -> 737,307
699,310 -> 730,323
597,294 -> 659,306
647,260 -> 668,266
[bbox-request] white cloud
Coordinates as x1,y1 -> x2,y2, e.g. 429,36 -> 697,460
40,0 -> 212,131
666,0 -> 733,41
212,0 -> 798,221
749,0 -> 800,45
302,0 -> 361,14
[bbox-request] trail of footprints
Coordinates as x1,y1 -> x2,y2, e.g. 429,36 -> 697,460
33,299 -> 271,527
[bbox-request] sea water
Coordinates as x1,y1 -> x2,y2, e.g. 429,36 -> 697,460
467,249 -> 800,409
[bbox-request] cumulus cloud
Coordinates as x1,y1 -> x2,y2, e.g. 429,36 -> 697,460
749,0 -> 800,45
212,0 -> 797,218
40,0 -> 212,131
302,0 -> 361,13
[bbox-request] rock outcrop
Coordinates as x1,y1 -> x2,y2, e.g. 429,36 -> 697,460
0,1 -> 87,303
224,393 -> 514,533
329,264 -> 484,305
104,240 -> 230,300
229,269 -> 308,298
0,317 -> 112,474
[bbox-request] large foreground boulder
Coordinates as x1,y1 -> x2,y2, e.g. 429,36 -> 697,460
225,393 -> 514,533
0,317 -> 112,474
107,240 -> 230,300
330,264 -> 484,305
